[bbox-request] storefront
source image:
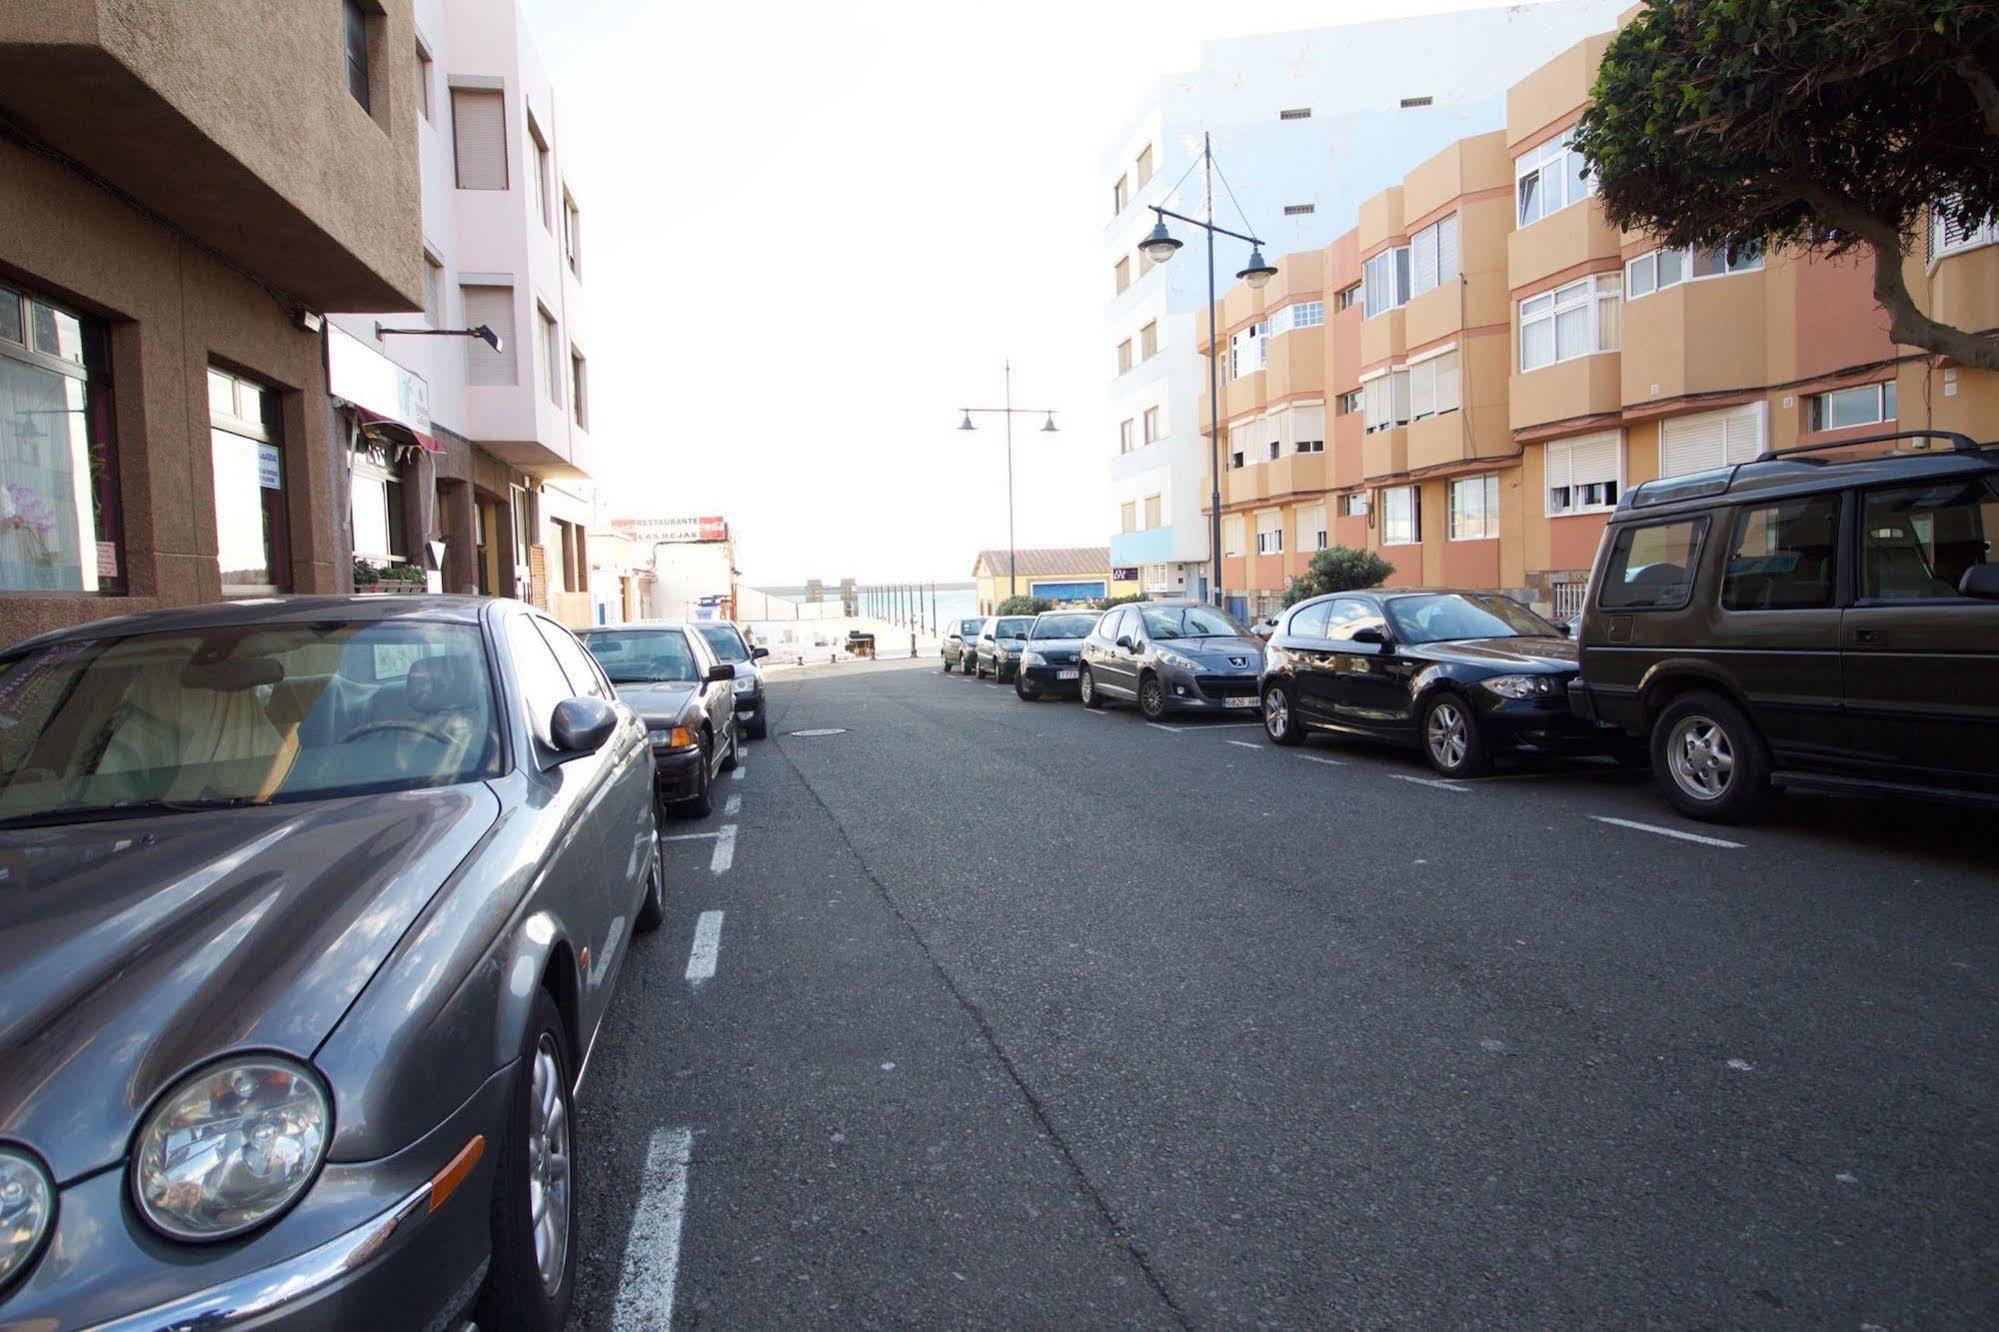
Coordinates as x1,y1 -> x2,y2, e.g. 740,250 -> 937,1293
327,325 -> 441,590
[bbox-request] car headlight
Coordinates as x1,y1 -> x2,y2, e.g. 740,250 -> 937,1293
0,1147 -> 54,1291
649,723 -> 696,748
1482,674 -> 1558,699
1020,650 -> 1045,667
132,1055 -> 330,1241
1155,649 -> 1201,672
731,673 -> 758,695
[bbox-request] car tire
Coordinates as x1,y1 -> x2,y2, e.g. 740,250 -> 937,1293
635,851 -> 664,934
941,656 -> 952,673
1652,690 -> 1770,823
477,989 -> 577,1332
1263,681 -> 1304,746
747,712 -> 768,740
1137,672 -> 1168,722
1080,668 -> 1104,710
1422,692 -> 1490,778
720,723 -> 739,772
1015,675 -> 1040,701
680,736 -> 715,818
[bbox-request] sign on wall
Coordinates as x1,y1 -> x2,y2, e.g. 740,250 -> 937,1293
616,515 -> 729,544
328,325 -> 434,443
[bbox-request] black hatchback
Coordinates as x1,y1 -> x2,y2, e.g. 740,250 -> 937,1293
1259,588 -> 1624,776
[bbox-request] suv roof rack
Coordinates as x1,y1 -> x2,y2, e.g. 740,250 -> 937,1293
1754,429 -> 1983,463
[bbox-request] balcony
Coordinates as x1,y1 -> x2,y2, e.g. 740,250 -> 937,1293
1264,326 -> 1325,401
1509,353 -> 1622,435
1621,271 -> 1770,409
1359,307 -> 1406,370
1362,427 -> 1408,481
1222,453 -> 1330,508
1508,201 -> 1622,292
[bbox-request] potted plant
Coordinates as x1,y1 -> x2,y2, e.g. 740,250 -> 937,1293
352,557 -> 429,594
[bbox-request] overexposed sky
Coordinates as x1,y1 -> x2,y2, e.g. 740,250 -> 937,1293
521,0 -> 1532,585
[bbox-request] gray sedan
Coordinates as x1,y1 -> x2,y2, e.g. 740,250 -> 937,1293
1079,600 -> 1265,720
0,595 -> 657,1330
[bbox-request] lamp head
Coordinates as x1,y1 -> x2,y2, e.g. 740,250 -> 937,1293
1041,414 -> 1058,433
1139,217 -> 1183,264
1237,248 -> 1277,289
957,412 -> 976,432
473,324 -> 503,353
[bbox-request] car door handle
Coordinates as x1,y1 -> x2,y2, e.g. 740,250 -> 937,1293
1852,628 -> 1883,645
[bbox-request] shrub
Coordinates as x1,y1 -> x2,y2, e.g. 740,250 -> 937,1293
1281,547 -> 1395,607
1096,592 -> 1149,610
994,595 -> 1052,616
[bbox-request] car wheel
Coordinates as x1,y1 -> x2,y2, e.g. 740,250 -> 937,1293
680,736 -> 715,818
1137,673 -> 1168,721
942,656 -> 952,673
1015,675 -> 1039,701
1422,693 -> 1490,778
1653,690 -> 1769,823
1264,681 -> 1303,746
635,851 -> 664,934
477,989 -> 577,1332
1080,667 -> 1104,710
746,711 -> 768,741
720,721 -> 740,772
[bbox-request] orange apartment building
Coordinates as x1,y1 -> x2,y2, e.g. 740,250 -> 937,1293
1201,26 -> 1999,622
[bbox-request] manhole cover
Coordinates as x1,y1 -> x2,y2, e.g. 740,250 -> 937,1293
790,728 -> 848,737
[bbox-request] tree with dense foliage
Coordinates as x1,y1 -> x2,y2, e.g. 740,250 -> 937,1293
1281,547 -> 1396,607
1096,592 -> 1149,610
1573,0 -> 1999,371
994,595 -> 1052,616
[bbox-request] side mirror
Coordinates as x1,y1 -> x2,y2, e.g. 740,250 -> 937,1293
549,696 -> 617,762
706,664 -> 735,683
751,646 -> 770,660
1555,620 -> 1573,637
1351,626 -> 1390,648
1960,563 -> 1999,601
1115,634 -> 1134,651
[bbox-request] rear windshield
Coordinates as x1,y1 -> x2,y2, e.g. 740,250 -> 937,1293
1032,613 -> 1100,639
993,618 -> 1035,638
581,629 -> 701,683
692,623 -> 749,663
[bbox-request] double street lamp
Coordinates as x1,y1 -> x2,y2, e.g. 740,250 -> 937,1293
1137,131 -> 1275,612
956,359 -> 1058,600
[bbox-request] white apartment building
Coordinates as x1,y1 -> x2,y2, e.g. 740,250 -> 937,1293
1103,0 -> 1626,600
330,0 -> 598,626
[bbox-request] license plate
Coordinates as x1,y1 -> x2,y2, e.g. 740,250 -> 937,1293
1226,695 -> 1258,708
1057,669 -> 1079,680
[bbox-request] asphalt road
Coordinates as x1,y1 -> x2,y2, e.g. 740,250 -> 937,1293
568,656 -> 1998,1329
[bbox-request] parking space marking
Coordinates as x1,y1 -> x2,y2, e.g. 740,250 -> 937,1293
1225,740 -> 1264,752
685,909 -> 724,985
1592,815 -> 1744,849
1145,722 -> 1187,733
730,763 -> 746,781
1391,774 -> 1471,793
612,1126 -> 694,1330
710,824 -> 737,873
1297,753 -> 1347,766
724,792 -> 741,816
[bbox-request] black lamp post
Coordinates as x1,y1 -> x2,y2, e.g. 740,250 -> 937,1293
956,359 -> 1059,600
1138,131 -> 1275,612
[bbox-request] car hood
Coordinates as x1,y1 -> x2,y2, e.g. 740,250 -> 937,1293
1412,635 -> 1578,671
614,680 -> 698,721
1164,635 -> 1264,667
0,785 -> 500,1183
1026,637 -> 1086,651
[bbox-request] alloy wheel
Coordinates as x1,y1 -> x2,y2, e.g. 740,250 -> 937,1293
528,1036 -> 572,1293
1426,700 -> 1469,770
1265,687 -> 1290,739
1667,715 -> 1734,801
1079,671 -> 1093,704
1140,677 -> 1165,719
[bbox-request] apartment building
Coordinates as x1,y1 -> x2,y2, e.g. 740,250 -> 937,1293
1103,0 -> 1627,606
329,0 -> 597,627
0,0 -> 423,645
1196,23 -> 1999,622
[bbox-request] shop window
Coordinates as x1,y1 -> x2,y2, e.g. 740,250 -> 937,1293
209,367 -> 290,594
350,441 -> 407,564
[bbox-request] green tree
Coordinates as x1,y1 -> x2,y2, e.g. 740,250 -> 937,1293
1573,0 -> 1999,371
1096,592 -> 1149,610
994,595 -> 1052,616
1281,546 -> 1396,607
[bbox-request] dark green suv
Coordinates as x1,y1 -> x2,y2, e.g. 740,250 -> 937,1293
1570,431 -> 1999,823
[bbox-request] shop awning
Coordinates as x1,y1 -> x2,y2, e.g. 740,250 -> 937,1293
347,404 -> 441,453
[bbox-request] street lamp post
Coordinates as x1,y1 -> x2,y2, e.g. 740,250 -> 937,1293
956,360 -> 1059,601
1137,132 -> 1276,613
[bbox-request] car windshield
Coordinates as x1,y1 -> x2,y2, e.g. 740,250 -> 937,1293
959,619 -> 985,635
994,617 -> 1035,638
1387,593 -> 1558,644
692,624 -> 750,663
581,629 -> 701,683
1140,606 -> 1244,639
0,619 -> 500,827
1032,613 -> 1098,639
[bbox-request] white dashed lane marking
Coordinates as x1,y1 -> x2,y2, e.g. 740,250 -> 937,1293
612,1126 -> 694,1330
1225,740 -> 1264,751
1391,774 -> 1471,793
684,909 -> 724,986
724,792 -> 741,816
1592,815 -> 1745,848
1297,754 -> 1347,766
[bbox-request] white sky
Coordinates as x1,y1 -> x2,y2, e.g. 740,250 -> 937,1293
520,0 -> 1532,585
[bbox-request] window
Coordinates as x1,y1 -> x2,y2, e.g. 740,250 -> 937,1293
1381,486 -> 1420,545
1270,301 -> 1324,334
461,284 -> 517,385
538,307 -> 561,406
1407,348 -> 1460,420
208,367 -> 289,594
1230,447 -> 1245,469
562,193 -> 582,276
1931,200 -> 1998,260
1599,518 -> 1707,610
1228,322 -> 1267,380
1222,513 -> 1245,556
451,87 -> 508,190
349,441 -> 406,564
1626,242 -> 1763,297
1120,501 -> 1137,533
1861,478 -> 1999,600
1545,430 -> 1621,516
1144,494 -> 1162,528
528,113 -> 553,230
1115,257 -> 1130,294
1119,419 -> 1135,454
1296,437 -> 1323,454
1268,440 -> 1281,461
343,0 -> 371,112
1363,246 -> 1410,317
1409,213 -> 1459,297
1722,497 -> 1839,611
1113,175 -> 1129,215
1336,388 -> 1363,416
1519,274 -> 1619,372
1297,504 -> 1327,552
1362,368 -> 1410,434
1255,509 -> 1283,554
1660,403 -> 1763,477
1448,475 -> 1501,541
540,614 -> 606,690
1116,339 -> 1133,375
1339,492 -> 1370,518
1142,406 -> 1160,443
0,284 -> 123,594
1809,382 -> 1896,432
1515,129 -> 1594,226
507,613 -> 577,745
1136,145 -> 1153,186
1335,283 -> 1361,312
1140,321 -> 1158,359
415,40 -> 433,122
570,349 -> 588,428
1279,107 -> 1312,121
422,252 -> 444,326
1284,204 -> 1316,216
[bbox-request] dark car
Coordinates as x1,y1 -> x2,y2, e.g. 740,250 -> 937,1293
1079,600 -> 1263,719
973,615 -> 1036,680
1260,588 -> 1622,777
1571,431 -> 1999,822
1013,610 -> 1101,700
942,616 -> 986,673
578,621 -> 739,818
691,620 -> 771,740
0,596 -> 657,1331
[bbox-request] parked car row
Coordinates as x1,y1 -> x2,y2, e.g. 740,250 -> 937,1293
0,597 -> 767,1329
949,432 -> 1999,825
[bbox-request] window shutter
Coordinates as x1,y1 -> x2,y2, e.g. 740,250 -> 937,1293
462,285 -> 518,385
1661,412 -> 1729,476
1567,430 -> 1619,487
452,88 -> 508,190
1722,406 -> 1764,463
1292,402 -> 1325,441
1411,225 -> 1439,294
1437,214 -> 1459,285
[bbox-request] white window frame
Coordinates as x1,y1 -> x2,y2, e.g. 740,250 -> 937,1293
1361,367 -> 1411,434
1142,405 -> 1161,443
1381,484 -> 1420,546
1363,246 -> 1411,319
1229,322 -> 1267,380
1409,213 -> 1459,297
1519,274 -> 1620,373
1809,381 -> 1897,433
1625,243 -> 1764,299
1545,430 -> 1623,517
1514,128 -> 1595,228
1271,300 -> 1325,334
1222,513 -> 1245,557
1448,474 -> 1501,541
1407,344 -> 1460,421
1339,492 -> 1370,518
1119,418 -> 1134,454
1930,200 -> 1999,265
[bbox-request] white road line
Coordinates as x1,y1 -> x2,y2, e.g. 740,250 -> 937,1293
1225,739 -> 1264,751
659,830 -> 720,842
1145,722 -> 1186,733
1592,815 -> 1745,849
685,909 -> 724,985
730,763 -> 746,781
724,792 -> 741,816
1392,774 -> 1471,792
613,1126 -> 694,1330
1298,754 -> 1347,766
710,823 -> 737,873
